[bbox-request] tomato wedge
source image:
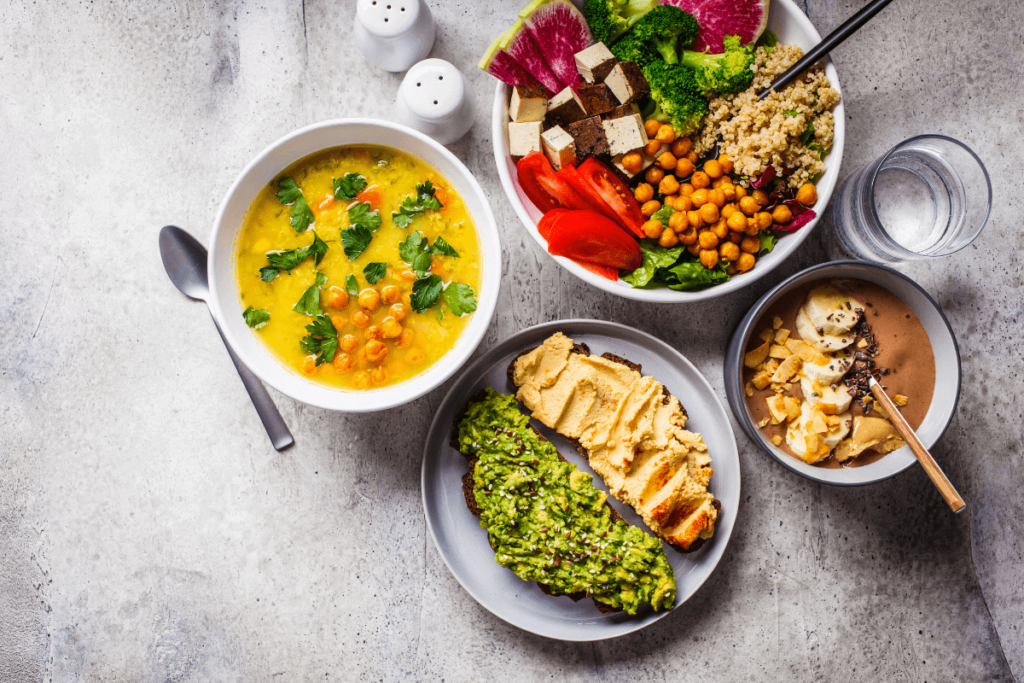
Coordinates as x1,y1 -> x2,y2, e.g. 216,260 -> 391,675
516,152 -> 591,212
575,158 -> 646,238
556,165 -> 620,224
546,210 -> 642,271
576,261 -> 621,281
537,208 -> 570,241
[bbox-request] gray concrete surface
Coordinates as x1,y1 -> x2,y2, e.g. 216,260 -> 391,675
1,0 -> 1021,681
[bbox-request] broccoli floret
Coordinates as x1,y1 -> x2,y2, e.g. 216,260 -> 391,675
608,31 -> 659,68
583,0 -> 659,45
680,35 -> 755,95
628,6 -> 699,64
642,60 -> 709,135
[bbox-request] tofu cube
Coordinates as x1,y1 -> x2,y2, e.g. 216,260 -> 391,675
508,121 -> 543,158
605,61 -> 649,105
572,83 -> 619,116
566,116 -> 608,158
547,87 -> 587,128
574,42 -> 617,83
541,126 -> 576,170
509,84 -> 549,123
602,112 -> 648,156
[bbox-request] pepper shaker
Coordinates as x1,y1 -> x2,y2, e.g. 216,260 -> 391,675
353,0 -> 435,73
395,58 -> 476,145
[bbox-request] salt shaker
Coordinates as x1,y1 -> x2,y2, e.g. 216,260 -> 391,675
353,0 -> 435,73
395,59 -> 476,145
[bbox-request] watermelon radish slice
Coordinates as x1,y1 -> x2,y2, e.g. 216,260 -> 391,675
479,33 -> 550,96
519,0 -> 593,90
662,0 -> 769,53
501,20 -> 566,95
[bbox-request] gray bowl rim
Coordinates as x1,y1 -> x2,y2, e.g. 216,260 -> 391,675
724,260 -> 962,486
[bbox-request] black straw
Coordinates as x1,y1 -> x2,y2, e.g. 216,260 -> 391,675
757,0 -> 896,99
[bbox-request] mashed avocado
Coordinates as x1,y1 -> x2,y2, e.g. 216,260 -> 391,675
457,389 -> 676,614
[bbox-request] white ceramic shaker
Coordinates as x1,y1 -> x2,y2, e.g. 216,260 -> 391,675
353,0 -> 435,73
395,58 -> 476,145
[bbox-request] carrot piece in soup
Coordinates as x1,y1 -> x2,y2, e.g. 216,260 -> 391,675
357,185 -> 383,210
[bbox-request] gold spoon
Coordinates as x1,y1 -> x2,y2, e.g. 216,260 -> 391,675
868,377 -> 964,513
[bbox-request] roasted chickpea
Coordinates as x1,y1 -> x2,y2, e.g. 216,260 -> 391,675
718,153 -> 734,174
739,195 -> 759,216
396,328 -> 415,348
721,203 -> 737,219
708,188 -> 726,208
772,205 -> 794,224
655,124 -> 676,144
365,325 -> 382,341
644,166 -> 665,184
333,352 -> 355,372
727,211 -> 748,232
370,366 -> 389,384
699,203 -> 719,224
686,150 -> 699,164
381,316 -> 402,339
643,140 -> 662,157
677,226 -> 698,245
756,211 -> 774,230
658,175 -> 680,195
711,176 -> 729,189
674,195 -> 693,212
406,348 -> 426,364
302,355 -> 317,374
720,241 -> 740,262
690,188 -> 709,207
736,252 -> 756,273
745,217 -> 761,236
679,183 -> 694,196
634,182 -> 655,203
690,171 -> 710,189
711,218 -> 730,239
728,231 -> 744,244
670,137 -> 692,158
641,199 -> 661,217
687,210 -> 702,229
721,184 -> 737,201
796,182 -> 818,206
752,189 -> 770,207
699,249 -> 720,270
351,309 -> 371,328
365,340 -> 387,363
353,371 -> 371,389
381,285 -> 400,304
658,229 -> 679,247
400,269 -> 418,282
358,288 -> 381,310
642,219 -> 664,239
669,212 -> 688,232
741,235 -> 761,254
703,159 -> 723,179
644,119 -> 662,138
325,286 -> 349,310
387,305 -> 407,323
734,185 -> 748,200
686,243 -> 701,257
674,158 -> 695,179
621,152 -> 643,174
656,151 -> 677,170
698,230 -> 719,250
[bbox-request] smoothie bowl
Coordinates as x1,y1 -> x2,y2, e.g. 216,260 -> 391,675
208,120 -> 502,412
724,261 -> 961,485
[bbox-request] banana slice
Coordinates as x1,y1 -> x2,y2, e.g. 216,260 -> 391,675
800,375 -> 853,414
801,353 -> 853,386
803,286 -> 864,336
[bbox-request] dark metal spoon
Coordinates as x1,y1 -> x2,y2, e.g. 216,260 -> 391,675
159,225 -> 294,451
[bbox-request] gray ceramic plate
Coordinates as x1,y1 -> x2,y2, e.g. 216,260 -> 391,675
723,261 -> 962,486
422,319 -> 740,641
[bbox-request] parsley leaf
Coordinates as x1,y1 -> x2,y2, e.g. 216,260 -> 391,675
292,272 -> 328,316
259,231 -> 328,281
340,225 -> 373,260
276,177 -> 315,233
242,306 -> 270,329
299,314 -> 339,365
410,274 -> 444,313
412,252 -> 432,278
783,109 -> 799,117
333,173 -> 368,201
443,282 -> 477,316
348,202 -> 381,231
363,262 -> 387,284
392,180 -> 444,228
428,236 -> 459,257
399,231 -> 427,263
345,274 -> 358,296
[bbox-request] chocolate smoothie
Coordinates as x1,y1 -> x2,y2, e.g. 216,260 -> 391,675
742,279 -> 935,468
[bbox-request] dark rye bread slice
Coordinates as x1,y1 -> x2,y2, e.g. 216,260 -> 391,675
450,389 -> 626,614
506,343 -> 722,554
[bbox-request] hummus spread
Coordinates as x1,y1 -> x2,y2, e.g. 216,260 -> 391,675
511,332 -> 717,551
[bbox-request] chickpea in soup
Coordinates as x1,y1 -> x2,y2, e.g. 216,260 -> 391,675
235,145 -> 481,390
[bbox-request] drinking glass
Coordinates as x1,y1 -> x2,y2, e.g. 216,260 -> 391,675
831,135 -> 991,262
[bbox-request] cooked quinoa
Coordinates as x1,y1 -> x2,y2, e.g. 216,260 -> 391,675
694,43 -> 841,188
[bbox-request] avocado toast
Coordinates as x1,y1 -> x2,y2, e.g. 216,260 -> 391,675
452,388 -> 677,615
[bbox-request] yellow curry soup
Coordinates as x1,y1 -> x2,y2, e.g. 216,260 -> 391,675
235,145 -> 481,390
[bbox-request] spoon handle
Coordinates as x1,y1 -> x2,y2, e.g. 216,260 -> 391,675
212,316 -> 295,451
869,378 -> 963,513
